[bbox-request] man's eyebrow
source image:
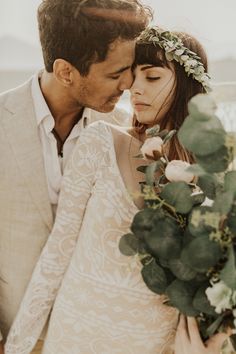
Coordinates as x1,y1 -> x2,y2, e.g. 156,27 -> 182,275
108,65 -> 131,75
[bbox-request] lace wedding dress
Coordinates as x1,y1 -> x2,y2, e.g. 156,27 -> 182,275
5,121 -> 178,354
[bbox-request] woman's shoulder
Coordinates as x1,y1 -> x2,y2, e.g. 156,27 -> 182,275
85,120 -> 133,143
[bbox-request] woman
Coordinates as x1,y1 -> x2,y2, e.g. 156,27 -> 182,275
5,27 -> 227,354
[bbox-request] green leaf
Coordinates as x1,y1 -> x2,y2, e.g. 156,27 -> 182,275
188,207 -> 219,237
181,237 -> 222,273
160,182 -> 194,214
212,191 -> 234,215
131,208 -> 156,239
146,124 -> 160,137
118,233 -> 139,256
141,259 -> 168,294
206,313 -> 225,337
227,203 -> 236,231
145,161 -> 163,186
143,217 -> 182,260
195,145 -> 233,173
166,279 -> 199,316
163,129 -> 176,144
169,258 -> 197,281
191,192 -> 205,206
136,165 -> 147,173
178,115 -> 226,157
197,174 -> 222,199
187,164 -> 206,176
188,94 -> 217,119
224,171 -> 236,196
157,129 -> 169,139
193,285 -> 217,316
220,245 -> 236,290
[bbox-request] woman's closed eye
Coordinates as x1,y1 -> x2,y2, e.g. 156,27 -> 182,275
146,76 -> 160,81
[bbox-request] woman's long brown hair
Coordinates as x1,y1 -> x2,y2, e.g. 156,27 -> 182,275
132,30 -> 208,163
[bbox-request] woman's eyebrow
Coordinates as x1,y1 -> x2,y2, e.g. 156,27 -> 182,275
140,65 -> 156,71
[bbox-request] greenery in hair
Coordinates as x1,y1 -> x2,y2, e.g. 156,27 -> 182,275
138,27 -> 211,92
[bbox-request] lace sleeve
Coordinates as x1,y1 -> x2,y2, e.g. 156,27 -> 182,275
5,122 -> 106,354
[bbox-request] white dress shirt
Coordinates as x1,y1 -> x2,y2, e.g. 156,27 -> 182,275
31,73 -> 90,215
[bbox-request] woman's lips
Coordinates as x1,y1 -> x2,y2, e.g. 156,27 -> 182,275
133,102 -> 151,111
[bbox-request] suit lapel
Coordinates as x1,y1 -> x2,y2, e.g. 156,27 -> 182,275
2,79 -> 53,231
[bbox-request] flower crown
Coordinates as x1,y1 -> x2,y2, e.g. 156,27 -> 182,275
137,27 -> 211,92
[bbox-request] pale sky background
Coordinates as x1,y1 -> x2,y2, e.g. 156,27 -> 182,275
0,0 -> 236,68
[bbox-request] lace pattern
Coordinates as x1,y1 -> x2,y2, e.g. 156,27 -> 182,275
6,122 -> 178,354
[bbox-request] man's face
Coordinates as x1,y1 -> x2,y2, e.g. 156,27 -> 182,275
71,39 -> 135,112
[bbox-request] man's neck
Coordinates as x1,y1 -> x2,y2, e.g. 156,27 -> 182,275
39,71 -> 84,141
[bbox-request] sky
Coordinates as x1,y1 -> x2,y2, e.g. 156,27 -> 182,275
0,0 -> 236,65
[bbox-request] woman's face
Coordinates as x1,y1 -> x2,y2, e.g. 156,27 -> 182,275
130,63 -> 176,126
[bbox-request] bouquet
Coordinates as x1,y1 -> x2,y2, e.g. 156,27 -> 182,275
119,93 -> 236,351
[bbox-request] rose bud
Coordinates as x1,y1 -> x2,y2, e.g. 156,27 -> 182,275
140,136 -> 163,160
165,160 -> 194,183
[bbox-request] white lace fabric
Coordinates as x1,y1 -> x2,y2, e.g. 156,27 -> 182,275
5,121 -> 177,354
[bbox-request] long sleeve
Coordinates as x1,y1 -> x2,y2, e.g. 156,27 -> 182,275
5,123 -> 105,354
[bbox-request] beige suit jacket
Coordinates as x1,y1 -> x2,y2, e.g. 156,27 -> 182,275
0,77 -> 130,341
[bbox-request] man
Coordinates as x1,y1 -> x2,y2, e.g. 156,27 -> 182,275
0,0 -> 152,352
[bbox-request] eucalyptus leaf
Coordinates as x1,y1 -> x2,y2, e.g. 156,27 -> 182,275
220,245 -> 236,291
224,171 -> 236,196
178,115 -> 226,156
144,216 -> 183,260
166,279 -> 199,316
136,165 -> 147,174
146,124 -> 160,137
227,203 -> 236,231
169,258 -> 197,281
206,314 -> 225,337
188,94 -> 217,119
163,129 -> 177,144
191,192 -> 205,206
193,285 -> 217,316
188,206 -> 219,237
119,233 -> 139,256
187,164 -> 206,176
197,174 -> 222,199
181,237 -> 222,273
146,161 -> 163,186
212,191 -> 234,215
195,145 -> 232,173
131,208 -> 157,239
141,259 -> 168,294
160,182 -> 193,214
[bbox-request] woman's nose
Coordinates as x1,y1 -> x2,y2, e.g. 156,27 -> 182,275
130,83 -> 144,95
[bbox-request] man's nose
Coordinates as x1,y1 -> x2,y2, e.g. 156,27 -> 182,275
119,70 -> 134,91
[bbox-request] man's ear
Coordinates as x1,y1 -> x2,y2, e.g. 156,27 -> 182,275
53,59 -> 74,87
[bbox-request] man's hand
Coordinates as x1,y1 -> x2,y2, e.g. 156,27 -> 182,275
0,341 -> 4,354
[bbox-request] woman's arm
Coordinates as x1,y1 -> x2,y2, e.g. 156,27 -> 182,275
5,122 -> 105,354
175,315 -> 229,354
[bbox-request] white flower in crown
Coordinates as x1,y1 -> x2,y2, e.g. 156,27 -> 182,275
137,27 -> 211,92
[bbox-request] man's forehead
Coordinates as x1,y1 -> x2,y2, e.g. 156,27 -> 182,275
98,39 -> 135,73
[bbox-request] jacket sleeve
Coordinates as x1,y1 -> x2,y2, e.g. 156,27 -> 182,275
5,122 -> 106,354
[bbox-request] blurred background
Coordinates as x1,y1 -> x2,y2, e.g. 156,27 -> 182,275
0,0 -> 236,94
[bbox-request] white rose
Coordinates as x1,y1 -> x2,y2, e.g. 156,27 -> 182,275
165,160 -> 194,183
141,137 -> 163,159
206,281 -> 233,314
